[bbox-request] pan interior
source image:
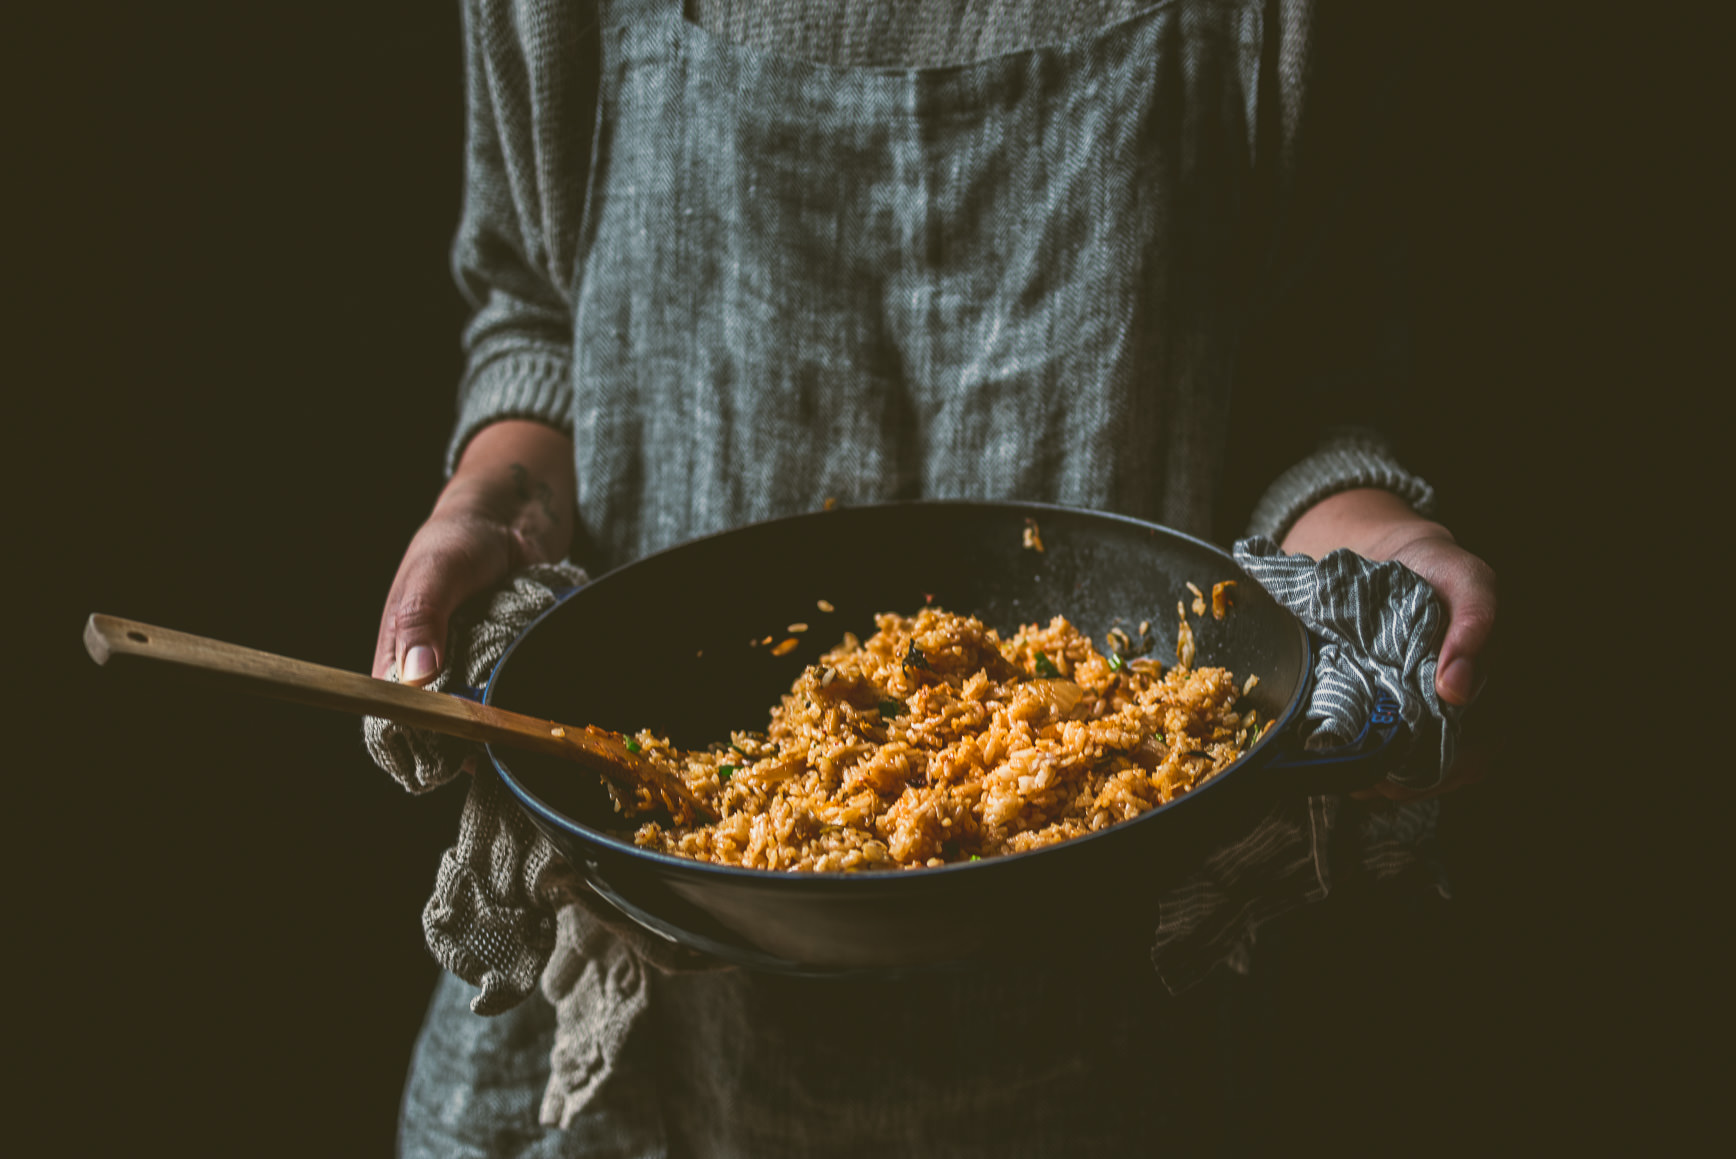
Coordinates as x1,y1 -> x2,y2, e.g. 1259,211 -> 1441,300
488,502 -> 1308,840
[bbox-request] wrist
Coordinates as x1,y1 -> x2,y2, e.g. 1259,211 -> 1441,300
1280,488 -> 1449,561
438,421 -> 576,562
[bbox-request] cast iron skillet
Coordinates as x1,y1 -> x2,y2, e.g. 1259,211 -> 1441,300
481,501 -> 1405,976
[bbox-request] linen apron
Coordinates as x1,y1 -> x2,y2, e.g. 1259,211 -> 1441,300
571,0 -> 1264,571
406,1 -> 1275,1154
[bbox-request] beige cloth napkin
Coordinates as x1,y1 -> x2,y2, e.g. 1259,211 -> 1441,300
362,562 -> 729,1126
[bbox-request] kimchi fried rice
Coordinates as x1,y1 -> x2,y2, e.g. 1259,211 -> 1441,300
623,607 -> 1260,872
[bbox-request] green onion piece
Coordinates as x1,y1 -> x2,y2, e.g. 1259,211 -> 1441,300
1034,651 -> 1061,678
878,699 -> 901,718
718,765 -> 735,781
624,739 -> 641,753
1108,653 -> 1125,672
970,855 -> 982,862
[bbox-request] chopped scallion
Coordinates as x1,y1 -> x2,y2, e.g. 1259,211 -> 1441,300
718,765 -> 735,781
1034,651 -> 1061,678
878,699 -> 901,718
624,739 -> 641,753
1108,653 -> 1125,672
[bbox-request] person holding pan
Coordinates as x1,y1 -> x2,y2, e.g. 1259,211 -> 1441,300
372,2 -> 1497,1154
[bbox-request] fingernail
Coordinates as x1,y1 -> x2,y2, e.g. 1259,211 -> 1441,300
403,645 -> 438,684
1439,656 -> 1474,705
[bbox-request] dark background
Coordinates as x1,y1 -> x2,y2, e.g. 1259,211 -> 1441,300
9,3 -> 1717,1155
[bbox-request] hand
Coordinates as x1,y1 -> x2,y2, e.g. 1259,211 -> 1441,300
1281,488 -> 1498,801
373,421 -> 576,685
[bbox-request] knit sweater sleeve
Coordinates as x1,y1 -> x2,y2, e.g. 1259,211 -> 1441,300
1245,427 -> 1436,541
446,0 -> 601,472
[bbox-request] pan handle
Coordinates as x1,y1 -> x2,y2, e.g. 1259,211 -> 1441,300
1260,691 -> 1411,795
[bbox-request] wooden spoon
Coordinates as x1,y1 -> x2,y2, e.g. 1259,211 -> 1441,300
83,613 -> 718,822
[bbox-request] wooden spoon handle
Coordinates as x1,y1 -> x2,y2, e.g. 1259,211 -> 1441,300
83,613 -> 717,821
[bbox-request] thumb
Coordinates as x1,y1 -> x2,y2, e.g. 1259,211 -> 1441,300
1430,552 -> 1498,707
377,526 -> 518,685
391,585 -> 456,687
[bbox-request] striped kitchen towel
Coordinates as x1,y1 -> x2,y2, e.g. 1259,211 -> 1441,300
1148,536 -> 1460,990
1236,534 -> 1460,789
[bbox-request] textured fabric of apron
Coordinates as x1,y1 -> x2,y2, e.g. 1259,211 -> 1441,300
572,0 -> 1263,571
404,1 -> 1276,1154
